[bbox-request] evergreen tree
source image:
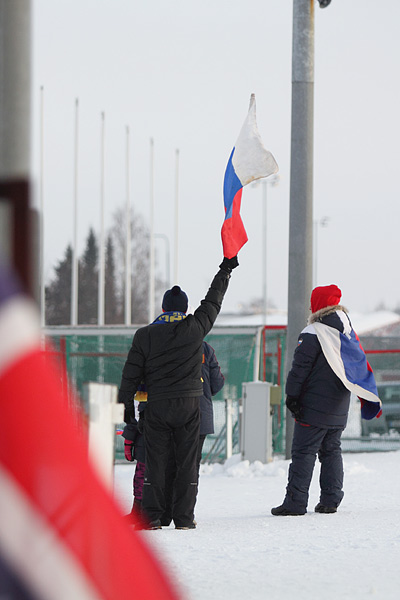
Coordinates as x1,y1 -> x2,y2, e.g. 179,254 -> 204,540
105,234 -> 122,324
45,209 -> 161,327
45,245 -> 72,325
78,228 -> 98,324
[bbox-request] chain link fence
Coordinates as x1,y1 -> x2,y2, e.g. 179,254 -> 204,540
45,326 -> 400,461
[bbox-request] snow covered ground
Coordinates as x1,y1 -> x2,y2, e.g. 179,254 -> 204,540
114,451 -> 400,600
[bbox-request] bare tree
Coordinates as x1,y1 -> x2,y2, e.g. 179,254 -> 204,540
45,208 -> 165,326
110,207 -> 165,324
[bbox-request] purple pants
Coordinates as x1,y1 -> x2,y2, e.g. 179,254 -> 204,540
133,461 -> 146,501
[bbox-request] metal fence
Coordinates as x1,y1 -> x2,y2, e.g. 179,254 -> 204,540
44,326 -> 400,461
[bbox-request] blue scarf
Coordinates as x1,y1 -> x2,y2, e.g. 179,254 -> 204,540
152,311 -> 187,324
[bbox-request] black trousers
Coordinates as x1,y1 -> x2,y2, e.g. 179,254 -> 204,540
162,434 -> 206,525
142,397 -> 201,528
283,421 -> 344,512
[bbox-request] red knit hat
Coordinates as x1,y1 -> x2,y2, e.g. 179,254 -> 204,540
310,284 -> 342,313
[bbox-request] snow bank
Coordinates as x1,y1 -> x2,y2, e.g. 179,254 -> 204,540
114,450 -> 400,600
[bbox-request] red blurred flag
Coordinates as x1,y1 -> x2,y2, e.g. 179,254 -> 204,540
0,265 -> 181,600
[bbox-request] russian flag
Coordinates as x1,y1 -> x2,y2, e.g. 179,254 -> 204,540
0,265 -> 181,600
221,94 -> 278,258
313,321 -> 382,420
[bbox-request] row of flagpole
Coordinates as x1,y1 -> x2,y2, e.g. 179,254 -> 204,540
125,126 -> 131,326
72,98 -> 79,326
39,89 -> 180,327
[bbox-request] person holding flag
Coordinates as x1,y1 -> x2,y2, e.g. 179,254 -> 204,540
119,94 -> 278,530
271,284 -> 382,517
119,259 -> 238,530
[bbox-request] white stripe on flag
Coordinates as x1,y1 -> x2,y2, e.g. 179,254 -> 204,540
231,94 -> 278,186
313,322 -> 380,404
0,465 -> 102,600
0,296 -> 41,376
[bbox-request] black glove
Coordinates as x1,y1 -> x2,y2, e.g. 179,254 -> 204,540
219,256 -> 239,273
286,396 -> 301,419
137,410 -> 145,434
124,407 -> 135,424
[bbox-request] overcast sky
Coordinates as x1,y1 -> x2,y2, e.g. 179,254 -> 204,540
31,0 -> 400,315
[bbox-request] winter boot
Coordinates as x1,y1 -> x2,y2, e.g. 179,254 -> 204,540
314,503 -> 337,514
146,519 -> 162,530
124,498 -> 142,523
175,521 -> 196,530
271,504 -> 306,516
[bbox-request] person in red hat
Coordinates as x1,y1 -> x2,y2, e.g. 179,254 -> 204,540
271,284 -> 351,516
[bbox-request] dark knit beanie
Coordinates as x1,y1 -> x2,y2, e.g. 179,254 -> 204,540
162,285 -> 188,313
310,284 -> 342,313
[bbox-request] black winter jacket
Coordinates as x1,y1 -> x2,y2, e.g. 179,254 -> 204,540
118,268 -> 231,413
200,341 -> 225,435
285,305 -> 351,428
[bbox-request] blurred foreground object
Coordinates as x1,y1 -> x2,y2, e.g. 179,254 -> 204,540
0,265 -> 181,599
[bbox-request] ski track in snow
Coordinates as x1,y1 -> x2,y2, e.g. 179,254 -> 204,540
114,452 -> 400,600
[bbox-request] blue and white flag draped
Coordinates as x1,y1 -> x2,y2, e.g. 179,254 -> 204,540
312,321 -> 382,420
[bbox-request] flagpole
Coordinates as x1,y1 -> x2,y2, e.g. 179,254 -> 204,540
39,86 -> 45,328
261,175 -> 279,326
98,111 -> 105,326
262,181 -> 267,327
148,138 -> 155,322
125,125 -> 131,326
174,148 -> 179,284
71,98 -> 79,326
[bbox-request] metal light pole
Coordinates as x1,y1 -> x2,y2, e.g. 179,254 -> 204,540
260,175 -> 279,325
71,98 -> 79,325
285,0 -> 315,458
98,112 -> 105,326
174,149 -> 179,284
148,138 -> 155,323
262,181 -> 267,325
39,86 -> 45,326
124,126 -> 132,326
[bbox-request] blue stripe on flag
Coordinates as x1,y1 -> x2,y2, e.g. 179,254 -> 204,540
340,331 -> 378,395
0,264 -> 21,305
223,148 -> 242,220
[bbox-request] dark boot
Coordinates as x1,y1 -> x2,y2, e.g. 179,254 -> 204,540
271,504 -> 306,516
175,521 -> 196,530
124,498 -> 142,523
314,502 -> 337,514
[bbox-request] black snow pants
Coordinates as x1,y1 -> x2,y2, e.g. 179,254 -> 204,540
283,421 -> 345,513
142,397 -> 200,528
162,434 -> 206,525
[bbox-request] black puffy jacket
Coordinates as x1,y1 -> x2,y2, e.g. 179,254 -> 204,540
285,305 -> 351,428
118,268 -> 230,412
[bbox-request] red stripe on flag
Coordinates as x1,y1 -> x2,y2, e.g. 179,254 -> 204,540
0,348 -> 181,600
221,189 -> 248,259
